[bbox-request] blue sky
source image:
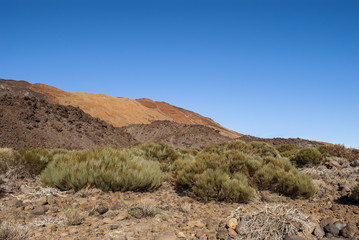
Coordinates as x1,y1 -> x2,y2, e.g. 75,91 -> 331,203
1,0 -> 358,148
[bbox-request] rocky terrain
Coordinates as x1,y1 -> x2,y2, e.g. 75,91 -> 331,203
0,158 -> 358,239
4,79 -> 240,138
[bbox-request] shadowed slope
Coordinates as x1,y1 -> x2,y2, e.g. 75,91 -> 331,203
6,80 -> 241,138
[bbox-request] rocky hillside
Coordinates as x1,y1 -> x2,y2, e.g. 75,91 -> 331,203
4,79 -> 241,139
0,80 -> 135,149
123,120 -> 231,148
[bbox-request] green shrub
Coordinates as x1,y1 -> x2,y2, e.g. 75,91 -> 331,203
138,142 -> 180,163
291,148 -> 323,166
0,148 -> 20,174
276,144 -> 300,158
318,144 -> 359,162
254,165 -> 316,198
40,147 -> 162,192
226,140 -> 249,152
18,149 -> 68,176
189,169 -> 254,202
351,184 -> 359,202
248,142 -> 280,158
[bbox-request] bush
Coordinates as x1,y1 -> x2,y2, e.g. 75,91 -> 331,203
0,222 -> 29,240
0,148 -> 20,174
18,149 -> 68,176
291,148 -> 323,166
276,144 -> 300,158
351,184 -> 359,202
318,144 -> 359,162
248,142 -> 280,158
190,169 -> 254,202
64,208 -> 85,226
226,140 -> 249,152
40,147 -> 162,192
254,165 -> 316,198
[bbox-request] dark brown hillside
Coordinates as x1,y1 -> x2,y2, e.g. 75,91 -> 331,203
238,135 -> 324,148
0,80 -> 135,149
122,120 -> 232,148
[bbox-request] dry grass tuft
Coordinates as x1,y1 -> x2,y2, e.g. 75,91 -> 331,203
138,198 -> 158,217
63,208 -> 86,226
230,204 -> 316,240
0,222 -> 29,240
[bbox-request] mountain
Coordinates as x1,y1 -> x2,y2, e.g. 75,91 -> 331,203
5,80 -> 241,139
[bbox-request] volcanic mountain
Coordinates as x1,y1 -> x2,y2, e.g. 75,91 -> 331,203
5,80 -> 241,139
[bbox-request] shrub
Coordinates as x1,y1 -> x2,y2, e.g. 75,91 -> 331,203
0,148 -> 20,174
291,148 -> 323,166
226,140 -> 249,152
138,198 -> 159,217
40,147 -> 162,192
18,149 -> 68,176
138,142 -> 180,163
0,222 -> 29,240
64,208 -> 85,226
248,142 -> 280,158
318,144 -> 359,162
190,169 -> 254,202
351,184 -> 359,202
254,165 -> 316,198
276,144 -> 300,158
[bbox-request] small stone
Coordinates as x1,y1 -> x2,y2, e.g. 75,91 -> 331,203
217,229 -> 228,240
283,234 -> 305,240
187,221 -> 196,228
333,221 -> 346,230
350,160 -> 359,167
341,223 -> 356,238
33,206 -> 48,215
313,225 -> 325,239
341,162 -> 350,168
228,228 -> 237,237
157,232 -> 176,240
96,205 -> 109,215
110,225 -> 119,230
320,217 -> 334,228
103,218 -> 112,224
116,211 -> 128,220
177,232 -> 186,238
110,203 -> 119,211
15,200 -> 23,208
195,221 -> 206,228
19,185 -> 32,194
227,218 -> 238,229
324,223 -> 340,236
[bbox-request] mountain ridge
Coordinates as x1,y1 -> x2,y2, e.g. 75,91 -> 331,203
5,79 -> 241,138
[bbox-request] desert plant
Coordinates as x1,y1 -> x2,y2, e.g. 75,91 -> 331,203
17,148 -> 68,176
230,204 -> 318,240
226,140 -> 250,152
276,144 -> 300,158
40,147 -> 162,192
138,198 -> 158,217
318,144 -> 359,162
0,148 -> 20,174
0,222 -> 29,240
291,148 -> 323,166
248,142 -> 280,158
63,208 -> 85,226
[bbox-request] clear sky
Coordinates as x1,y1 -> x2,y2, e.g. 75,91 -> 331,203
1,0 -> 358,148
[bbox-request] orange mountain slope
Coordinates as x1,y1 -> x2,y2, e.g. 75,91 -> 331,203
6,80 -> 242,138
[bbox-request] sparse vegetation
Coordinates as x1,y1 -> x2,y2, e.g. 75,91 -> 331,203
291,148 -> 323,166
0,148 -> 20,174
276,144 -> 300,158
0,222 -> 29,240
318,144 -> 359,162
63,208 -> 85,226
40,147 -> 162,192
175,140 -> 316,202
138,198 -> 159,217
